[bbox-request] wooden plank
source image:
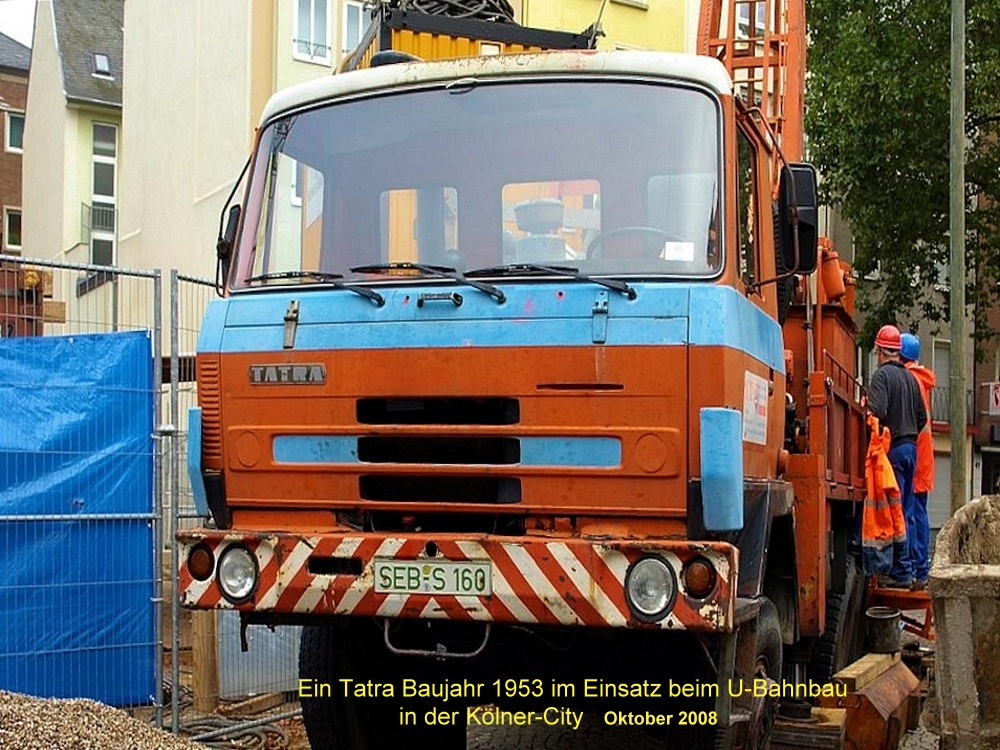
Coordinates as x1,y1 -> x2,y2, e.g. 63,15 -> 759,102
42,300 -> 66,323
192,610 -> 219,713
219,691 -> 285,717
832,652 -> 900,693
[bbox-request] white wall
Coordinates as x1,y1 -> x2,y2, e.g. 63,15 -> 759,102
22,0 -> 70,258
119,0 -> 252,280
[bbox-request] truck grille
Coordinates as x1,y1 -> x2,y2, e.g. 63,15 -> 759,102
359,475 -> 521,504
356,397 -> 519,425
357,436 -> 520,464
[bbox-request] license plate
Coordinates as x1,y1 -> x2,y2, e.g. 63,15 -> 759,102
373,559 -> 492,596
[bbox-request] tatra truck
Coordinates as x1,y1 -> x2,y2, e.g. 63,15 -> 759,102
178,3 -> 869,748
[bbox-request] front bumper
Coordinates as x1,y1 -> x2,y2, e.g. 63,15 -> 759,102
177,531 -> 737,632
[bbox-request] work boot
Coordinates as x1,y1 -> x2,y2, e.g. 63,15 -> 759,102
911,579 -> 928,591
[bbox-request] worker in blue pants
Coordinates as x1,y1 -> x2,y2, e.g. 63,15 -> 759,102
866,325 -> 928,588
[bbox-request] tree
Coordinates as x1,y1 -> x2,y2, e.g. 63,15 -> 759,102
805,0 -> 1000,352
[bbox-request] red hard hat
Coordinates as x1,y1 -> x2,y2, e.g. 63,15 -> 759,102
874,324 -> 902,350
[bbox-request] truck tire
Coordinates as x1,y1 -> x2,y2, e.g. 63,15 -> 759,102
748,597 -> 782,750
299,622 -> 466,750
808,555 -> 866,684
299,625 -> 338,750
755,596 -> 783,681
669,600 -> 782,750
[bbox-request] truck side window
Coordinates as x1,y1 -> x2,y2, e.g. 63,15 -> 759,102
737,129 -> 757,287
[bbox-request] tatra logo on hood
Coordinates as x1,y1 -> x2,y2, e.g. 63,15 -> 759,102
249,364 -> 326,385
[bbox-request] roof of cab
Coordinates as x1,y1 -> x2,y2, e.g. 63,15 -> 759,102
259,49 -> 732,127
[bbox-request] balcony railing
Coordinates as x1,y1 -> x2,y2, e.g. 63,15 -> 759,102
80,202 -> 116,243
930,386 -> 975,425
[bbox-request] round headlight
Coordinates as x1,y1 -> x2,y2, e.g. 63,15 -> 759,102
625,556 -> 676,621
217,545 -> 258,602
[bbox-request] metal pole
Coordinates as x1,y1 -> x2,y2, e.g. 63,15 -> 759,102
949,0 -> 967,515
152,270 -> 164,728
170,270 -> 181,733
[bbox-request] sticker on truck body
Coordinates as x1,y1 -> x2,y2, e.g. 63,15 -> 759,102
742,371 -> 769,445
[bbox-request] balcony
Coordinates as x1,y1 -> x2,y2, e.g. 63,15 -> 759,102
80,202 -> 116,242
930,386 -> 974,426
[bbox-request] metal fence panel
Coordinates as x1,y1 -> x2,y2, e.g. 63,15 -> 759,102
0,256 -> 305,739
169,272 -> 302,741
0,255 -> 163,724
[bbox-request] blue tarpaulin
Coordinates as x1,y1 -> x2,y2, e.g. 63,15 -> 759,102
0,331 -> 155,705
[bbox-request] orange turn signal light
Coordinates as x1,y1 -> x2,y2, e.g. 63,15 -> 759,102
682,557 -> 717,599
188,544 -> 215,581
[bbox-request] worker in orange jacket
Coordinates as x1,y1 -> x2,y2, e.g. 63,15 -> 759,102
900,333 -> 934,589
867,325 -> 927,588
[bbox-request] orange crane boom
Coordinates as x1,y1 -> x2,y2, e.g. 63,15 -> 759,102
697,0 -> 806,164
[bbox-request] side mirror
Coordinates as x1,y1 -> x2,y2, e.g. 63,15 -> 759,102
217,204 -> 241,283
779,163 -> 819,275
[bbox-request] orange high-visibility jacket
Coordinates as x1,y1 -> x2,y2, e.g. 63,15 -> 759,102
863,415 -> 906,574
905,362 -> 936,493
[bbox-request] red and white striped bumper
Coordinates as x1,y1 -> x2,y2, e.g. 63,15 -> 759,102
177,531 -> 738,631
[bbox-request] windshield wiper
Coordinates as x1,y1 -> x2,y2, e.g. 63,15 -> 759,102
244,270 -> 385,306
350,262 -> 506,304
465,264 -> 636,300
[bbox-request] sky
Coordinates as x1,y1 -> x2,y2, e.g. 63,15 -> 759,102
0,0 -> 36,48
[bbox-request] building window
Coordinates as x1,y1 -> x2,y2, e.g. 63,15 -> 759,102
343,1 -> 372,54
932,339 -> 950,383
93,53 -> 113,79
294,0 -> 330,64
92,123 -> 117,266
5,112 -> 23,153
4,208 -> 21,252
736,0 -> 767,38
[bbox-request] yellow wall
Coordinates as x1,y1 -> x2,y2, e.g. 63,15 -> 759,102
272,2 -> 340,109
522,0 -> 690,53
74,108 -> 121,239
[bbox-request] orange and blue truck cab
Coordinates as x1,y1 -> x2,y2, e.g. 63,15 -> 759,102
177,48 -> 821,746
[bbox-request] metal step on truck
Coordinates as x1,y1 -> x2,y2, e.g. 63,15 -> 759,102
177,1 -> 876,748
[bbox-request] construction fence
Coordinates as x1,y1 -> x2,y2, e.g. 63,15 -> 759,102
0,255 -> 299,747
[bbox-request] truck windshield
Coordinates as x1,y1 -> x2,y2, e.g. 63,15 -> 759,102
231,78 -> 722,289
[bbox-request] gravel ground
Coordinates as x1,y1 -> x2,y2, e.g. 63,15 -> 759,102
0,691 -> 204,750
900,726 -> 939,750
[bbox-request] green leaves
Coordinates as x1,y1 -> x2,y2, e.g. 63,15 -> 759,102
806,0 -> 999,353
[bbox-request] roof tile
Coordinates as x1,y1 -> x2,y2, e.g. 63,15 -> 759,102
53,0 -> 123,107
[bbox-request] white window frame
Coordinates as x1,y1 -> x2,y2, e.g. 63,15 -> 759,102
92,122 -> 117,266
294,0 -> 331,65
5,111 -> 24,153
343,0 -> 372,54
932,338 -> 951,382
736,1 -> 767,38
4,206 -> 21,253
92,53 -> 113,79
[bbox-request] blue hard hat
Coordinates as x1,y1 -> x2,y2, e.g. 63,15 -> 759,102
900,333 -> 921,362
